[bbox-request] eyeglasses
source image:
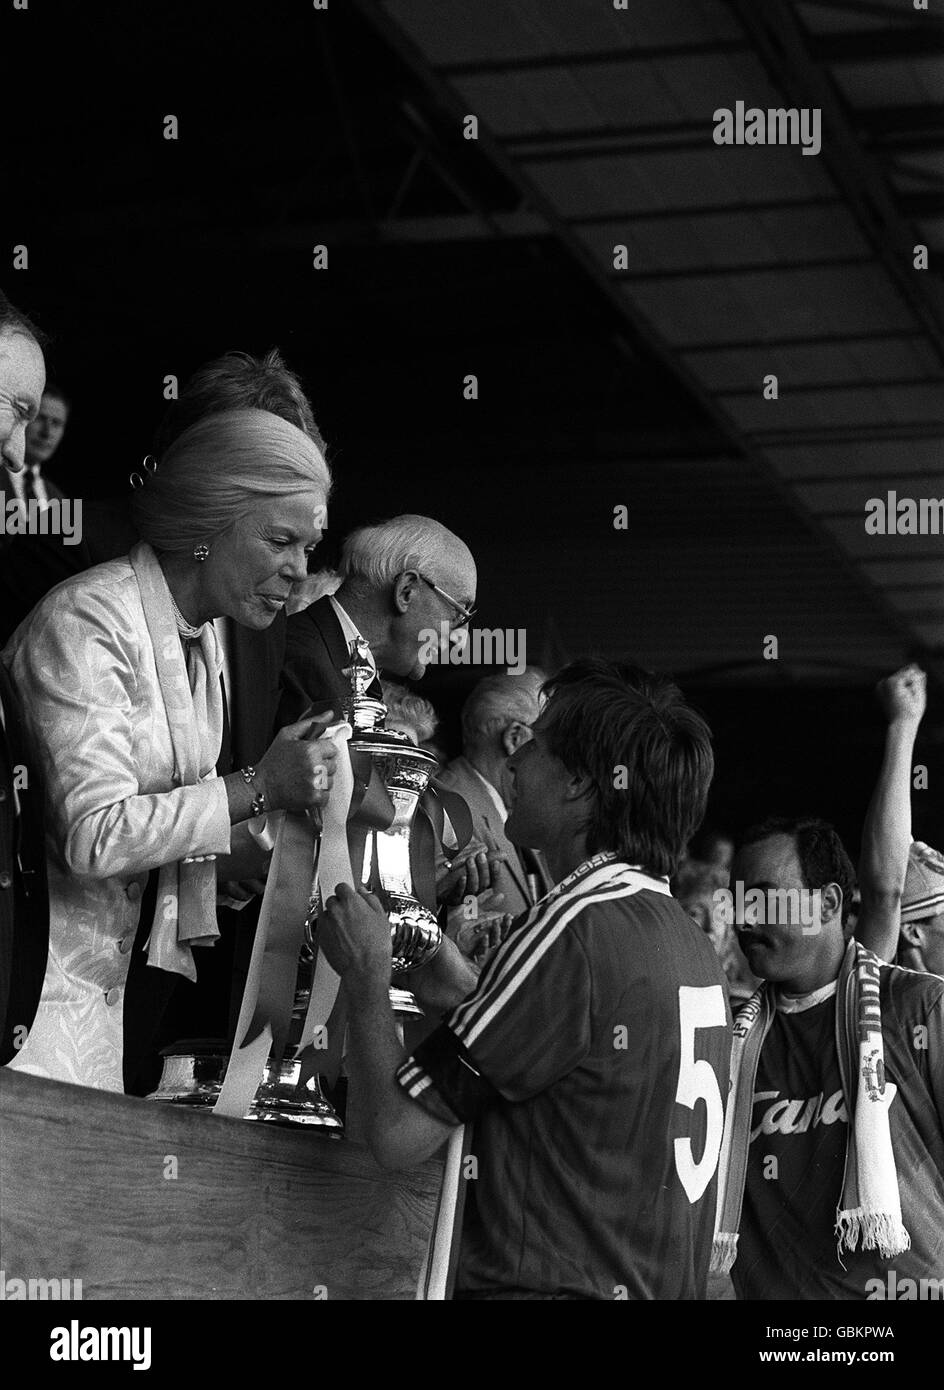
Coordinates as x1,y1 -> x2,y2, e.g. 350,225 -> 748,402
417,573 -> 477,628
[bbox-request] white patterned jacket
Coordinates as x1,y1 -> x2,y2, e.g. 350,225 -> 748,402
2,558 -> 231,1091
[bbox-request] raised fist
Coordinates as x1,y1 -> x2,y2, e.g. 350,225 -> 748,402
876,664 -> 926,727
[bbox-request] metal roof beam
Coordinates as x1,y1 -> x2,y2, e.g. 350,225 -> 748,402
812,26 -> 944,61
799,0 -> 935,22
357,0 -> 937,667
613,254 -> 872,282
728,0 -> 944,365
438,40 -> 747,76
574,197 -> 842,225
717,375 -> 944,396
680,329 -> 924,352
754,423 -> 944,444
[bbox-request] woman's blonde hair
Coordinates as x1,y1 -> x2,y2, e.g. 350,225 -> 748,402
131,407 -> 331,554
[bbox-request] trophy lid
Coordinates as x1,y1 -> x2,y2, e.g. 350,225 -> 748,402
343,637 -> 391,733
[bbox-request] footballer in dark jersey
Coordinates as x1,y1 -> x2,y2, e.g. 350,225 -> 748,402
320,658 -> 731,1299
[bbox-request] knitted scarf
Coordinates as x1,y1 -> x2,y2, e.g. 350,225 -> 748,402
712,938 -> 910,1273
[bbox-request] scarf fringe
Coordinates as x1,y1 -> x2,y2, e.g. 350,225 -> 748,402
836,1207 -> 911,1260
710,1231 -> 738,1275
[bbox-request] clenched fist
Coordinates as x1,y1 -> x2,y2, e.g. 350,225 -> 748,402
876,664 -> 926,728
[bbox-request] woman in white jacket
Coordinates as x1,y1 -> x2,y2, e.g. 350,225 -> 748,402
3,408 -> 337,1092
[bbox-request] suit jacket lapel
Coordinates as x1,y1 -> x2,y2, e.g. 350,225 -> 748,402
453,758 -> 531,903
311,597 -> 384,705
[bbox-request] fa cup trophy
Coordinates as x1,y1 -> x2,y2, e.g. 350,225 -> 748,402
343,639 -> 442,1016
147,640 -> 442,1122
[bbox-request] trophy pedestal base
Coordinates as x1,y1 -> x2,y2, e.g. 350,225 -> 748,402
247,1060 -> 343,1134
147,1046 -> 342,1134
389,986 -> 424,1019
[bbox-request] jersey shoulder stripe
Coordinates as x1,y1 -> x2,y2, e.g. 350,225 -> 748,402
450,873 -> 664,1046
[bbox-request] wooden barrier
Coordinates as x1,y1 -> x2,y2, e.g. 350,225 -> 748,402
0,1069 -> 444,1300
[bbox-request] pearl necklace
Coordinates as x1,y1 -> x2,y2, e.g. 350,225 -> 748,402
169,593 -> 203,641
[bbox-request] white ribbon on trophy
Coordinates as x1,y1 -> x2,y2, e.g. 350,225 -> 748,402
213,722 -> 353,1119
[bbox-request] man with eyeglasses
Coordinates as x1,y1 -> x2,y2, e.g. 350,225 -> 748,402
276,513 -> 477,727
0,293 -> 50,1063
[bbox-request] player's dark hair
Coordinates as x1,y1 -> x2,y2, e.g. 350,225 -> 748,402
541,658 -> 714,878
737,816 -> 857,929
42,381 -> 70,411
0,291 -> 47,350
153,347 -> 327,459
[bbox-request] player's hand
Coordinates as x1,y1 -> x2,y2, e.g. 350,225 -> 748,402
453,912 -> 514,968
876,664 -> 926,728
319,882 -> 392,993
437,832 -> 506,905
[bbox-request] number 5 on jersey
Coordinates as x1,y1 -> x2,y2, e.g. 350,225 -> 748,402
674,985 -> 727,1204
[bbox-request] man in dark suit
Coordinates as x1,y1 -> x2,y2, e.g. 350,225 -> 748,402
20,383 -> 68,501
0,293 -> 51,1059
276,514 -> 477,728
437,669 -> 554,924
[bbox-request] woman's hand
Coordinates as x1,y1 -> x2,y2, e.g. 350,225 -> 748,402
256,709 -> 338,814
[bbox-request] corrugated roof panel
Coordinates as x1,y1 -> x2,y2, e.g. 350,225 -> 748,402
833,57 -> 941,106
655,53 -> 778,117
526,146 -> 833,216
767,439 -> 944,478
688,338 -> 935,392
848,338 -> 940,381
726,384 -> 944,434
885,587 -> 944,614
794,478 -> 944,514
889,151 -> 944,192
865,559 -> 944,586
459,52 -> 779,134
821,516 -> 944,558
454,70 -> 615,136
377,0 -> 943,670
798,2 -> 904,36
383,0 -> 743,64
628,265 -> 914,346
576,203 -> 867,274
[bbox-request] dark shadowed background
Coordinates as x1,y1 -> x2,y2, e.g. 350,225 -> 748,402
3,0 -> 943,850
